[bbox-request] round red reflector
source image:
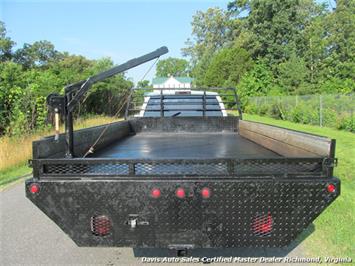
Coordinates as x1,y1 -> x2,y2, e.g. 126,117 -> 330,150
151,188 -> 161,198
176,188 -> 185,198
201,187 -> 211,199
29,183 -> 40,194
327,183 -> 336,193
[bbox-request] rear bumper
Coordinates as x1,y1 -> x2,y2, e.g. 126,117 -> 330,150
26,177 -> 340,248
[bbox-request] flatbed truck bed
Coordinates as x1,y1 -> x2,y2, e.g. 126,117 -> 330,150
92,132 -> 281,159
24,47 -> 340,253
26,117 -> 339,249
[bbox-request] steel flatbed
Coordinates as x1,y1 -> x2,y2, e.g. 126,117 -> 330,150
92,132 -> 281,160
25,47 -> 340,253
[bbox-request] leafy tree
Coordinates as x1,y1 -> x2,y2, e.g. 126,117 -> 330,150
277,54 -> 308,94
182,7 -> 233,65
14,40 -> 60,69
203,46 -> 252,87
155,57 -> 189,77
0,22 -> 134,135
190,53 -> 214,86
0,61 -> 59,134
187,0 -> 355,95
319,77 -> 354,94
0,21 -> 15,61
238,59 -> 276,104
22,68 -> 62,96
0,62 -> 23,133
83,57 -> 133,116
137,80 -> 150,88
322,0 -> 355,83
182,7 -> 239,85
302,14 -> 328,85
49,53 -> 93,90
227,0 -> 326,65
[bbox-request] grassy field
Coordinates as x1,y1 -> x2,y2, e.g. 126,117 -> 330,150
244,114 -> 355,259
0,115 -> 119,187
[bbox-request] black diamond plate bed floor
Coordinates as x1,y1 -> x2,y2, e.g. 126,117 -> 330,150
92,132 -> 281,159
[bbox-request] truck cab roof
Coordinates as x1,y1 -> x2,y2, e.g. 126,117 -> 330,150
145,90 -> 218,96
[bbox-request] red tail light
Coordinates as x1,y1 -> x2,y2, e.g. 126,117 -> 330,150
327,183 -> 336,193
91,215 -> 111,236
29,183 -> 40,194
151,188 -> 161,198
176,188 -> 185,198
201,187 -> 211,199
252,212 -> 273,236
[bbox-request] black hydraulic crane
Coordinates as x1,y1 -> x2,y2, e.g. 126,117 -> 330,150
47,46 -> 169,158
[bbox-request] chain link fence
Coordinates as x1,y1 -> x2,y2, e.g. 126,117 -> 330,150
245,94 -> 354,132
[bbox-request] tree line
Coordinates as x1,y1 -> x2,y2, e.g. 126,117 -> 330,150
1,0 -> 354,135
0,21 -> 133,136
154,0 -> 354,130
157,0 -> 354,101
182,0 -> 354,102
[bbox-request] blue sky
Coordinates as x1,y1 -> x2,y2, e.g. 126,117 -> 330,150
1,0 -> 230,83
1,0 -> 335,84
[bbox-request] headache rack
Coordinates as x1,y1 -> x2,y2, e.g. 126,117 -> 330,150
124,87 -> 243,119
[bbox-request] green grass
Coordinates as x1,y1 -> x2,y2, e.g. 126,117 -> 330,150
244,114 -> 355,258
0,165 -> 31,188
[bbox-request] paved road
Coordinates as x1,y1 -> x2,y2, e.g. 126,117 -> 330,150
1,180 -> 306,266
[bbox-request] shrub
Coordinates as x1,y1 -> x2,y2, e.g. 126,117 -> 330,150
244,94 -> 353,131
336,114 -> 354,132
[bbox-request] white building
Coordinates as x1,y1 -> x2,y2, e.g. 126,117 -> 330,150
152,76 -> 193,89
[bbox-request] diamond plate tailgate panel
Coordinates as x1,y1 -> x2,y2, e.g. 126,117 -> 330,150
26,178 -> 340,248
